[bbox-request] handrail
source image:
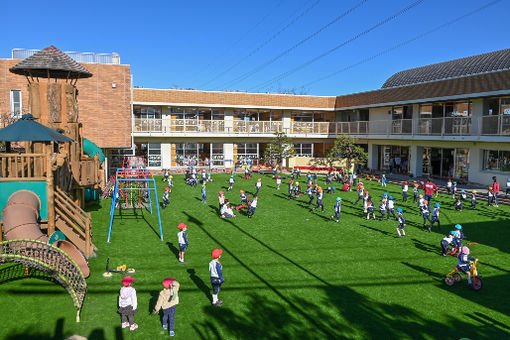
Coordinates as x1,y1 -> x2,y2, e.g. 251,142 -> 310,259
132,117 -> 510,137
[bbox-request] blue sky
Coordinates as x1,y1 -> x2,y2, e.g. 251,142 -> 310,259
3,0 -> 509,96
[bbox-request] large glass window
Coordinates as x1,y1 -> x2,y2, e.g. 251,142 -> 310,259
148,143 -> 161,167
294,143 -> 313,157
483,150 -> 510,171
235,143 -> 258,164
133,106 -> 162,119
211,143 -> 224,166
10,90 -> 22,118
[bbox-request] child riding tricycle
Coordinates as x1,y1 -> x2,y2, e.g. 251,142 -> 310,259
444,246 -> 482,291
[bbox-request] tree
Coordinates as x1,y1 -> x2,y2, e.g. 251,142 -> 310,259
327,135 -> 368,171
264,132 -> 296,169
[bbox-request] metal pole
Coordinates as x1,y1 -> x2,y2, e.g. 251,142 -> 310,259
152,178 -> 164,241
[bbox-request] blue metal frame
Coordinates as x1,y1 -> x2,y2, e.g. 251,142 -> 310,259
107,169 -> 163,243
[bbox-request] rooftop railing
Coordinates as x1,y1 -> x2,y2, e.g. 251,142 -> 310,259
132,116 -> 510,137
12,48 -> 121,64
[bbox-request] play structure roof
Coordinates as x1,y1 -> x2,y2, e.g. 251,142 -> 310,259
9,45 -> 93,79
0,114 -> 74,142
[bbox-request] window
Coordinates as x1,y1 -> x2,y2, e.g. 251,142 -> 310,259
235,143 -> 258,162
294,143 -> 313,157
211,143 -> 224,166
148,143 -> 161,167
391,105 -> 412,120
133,106 -> 162,119
483,150 -> 510,171
10,90 -> 22,118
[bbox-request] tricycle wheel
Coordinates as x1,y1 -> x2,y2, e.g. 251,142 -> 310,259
453,273 -> 462,283
445,276 -> 455,286
472,276 -> 483,291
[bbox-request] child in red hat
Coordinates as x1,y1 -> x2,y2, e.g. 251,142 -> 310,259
154,277 -> 180,337
118,276 -> 138,331
177,223 -> 188,263
276,175 -> 282,190
209,249 -> 224,306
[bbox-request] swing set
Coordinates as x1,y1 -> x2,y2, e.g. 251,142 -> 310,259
107,156 -> 163,243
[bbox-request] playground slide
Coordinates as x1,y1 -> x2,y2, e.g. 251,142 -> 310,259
2,190 -> 90,277
83,137 -> 105,163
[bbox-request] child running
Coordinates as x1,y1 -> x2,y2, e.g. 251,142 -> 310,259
386,195 -> 396,220
312,186 -> 325,213
248,196 -> 258,218
381,174 -> 387,187
402,181 -> 408,202
470,190 -> 477,209
177,223 -> 188,264
306,184 -> 315,205
255,178 -> 262,195
330,197 -> 342,223
162,187 -> 170,209
366,197 -> 376,220
430,203 -> 441,232
276,175 -> 282,190
413,183 -> 419,203
395,208 -> 406,238
421,200 -> 431,229
227,175 -> 235,191
454,198 -> 463,211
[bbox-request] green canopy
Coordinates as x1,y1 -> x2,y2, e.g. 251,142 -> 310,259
0,114 -> 74,143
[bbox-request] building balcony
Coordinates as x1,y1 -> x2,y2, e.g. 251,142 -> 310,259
132,117 -> 510,140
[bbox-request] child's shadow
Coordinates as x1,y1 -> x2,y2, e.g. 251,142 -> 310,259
187,268 -> 212,302
149,290 -> 164,324
166,242 -> 179,260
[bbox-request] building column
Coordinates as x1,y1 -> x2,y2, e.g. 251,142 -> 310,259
161,143 -> 172,169
410,145 -> 423,177
282,111 -> 292,134
468,146 -> 482,184
224,109 -> 234,133
224,142 -> 234,168
471,98 -> 483,136
367,143 -> 378,170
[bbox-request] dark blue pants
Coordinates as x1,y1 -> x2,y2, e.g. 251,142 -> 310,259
431,216 -> 440,228
163,306 -> 176,331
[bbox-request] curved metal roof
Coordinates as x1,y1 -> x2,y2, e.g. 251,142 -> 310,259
382,48 -> 510,89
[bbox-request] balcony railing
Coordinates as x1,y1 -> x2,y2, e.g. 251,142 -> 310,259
133,117 -> 510,137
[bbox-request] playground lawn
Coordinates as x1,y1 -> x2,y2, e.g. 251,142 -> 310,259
1,174 -> 510,340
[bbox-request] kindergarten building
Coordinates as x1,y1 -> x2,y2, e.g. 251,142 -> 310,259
2,47 -> 510,185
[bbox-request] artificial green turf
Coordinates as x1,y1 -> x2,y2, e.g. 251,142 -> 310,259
1,173 -> 510,339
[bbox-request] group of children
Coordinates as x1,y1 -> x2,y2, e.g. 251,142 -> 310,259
117,166 -> 500,335
117,220 -> 226,336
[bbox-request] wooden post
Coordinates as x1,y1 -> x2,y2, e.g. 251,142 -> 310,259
47,142 -> 55,236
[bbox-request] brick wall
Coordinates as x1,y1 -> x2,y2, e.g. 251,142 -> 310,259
0,59 -> 132,148
133,88 -> 336,109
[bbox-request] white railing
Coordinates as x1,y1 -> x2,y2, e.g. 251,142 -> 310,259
133,117 -> 510,137
291,121 -> 330,134
12,48 -> 120,64
232,120 -> 283,134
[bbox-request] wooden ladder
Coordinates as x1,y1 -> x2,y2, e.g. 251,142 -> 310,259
54,187 -> 96,258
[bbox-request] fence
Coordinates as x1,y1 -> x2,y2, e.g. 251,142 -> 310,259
132,116 -> 510,137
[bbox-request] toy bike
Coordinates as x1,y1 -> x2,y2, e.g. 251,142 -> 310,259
102,257 -> 136,279
444,259 -> 483,291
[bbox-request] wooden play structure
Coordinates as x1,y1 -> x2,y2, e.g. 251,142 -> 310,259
0,46 -> 104,320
